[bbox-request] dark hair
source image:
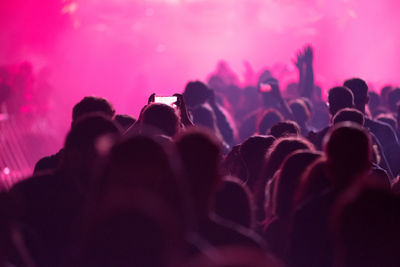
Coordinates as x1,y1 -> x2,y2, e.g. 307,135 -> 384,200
273,150 -> 322,217
72,96 -> 115,122
240,135 -> 275,187
175,128 -> 221,216
289,99 -> 311,124
333,108 -> 365,126
141,103 -> 180,137
328,87 -> 354,116
264,137 -> 315,180
183,81 -> 210,108
214,177 -> 255,229
257,109 -> 284,134
324,122 -> 372,185
343,78 -> 368,110
269,121 -> 300,138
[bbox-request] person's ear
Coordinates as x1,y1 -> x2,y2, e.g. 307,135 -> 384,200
365,95 -> 370,105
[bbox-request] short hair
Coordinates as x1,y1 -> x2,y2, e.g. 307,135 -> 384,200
289,99 -> 311,124
72,96 -> 115,122
257,109 -> 284,134
324,122 -> 372,181
141,103 -> 180,137
183,81 -> 210,108
175,128 -> 221,199
328,86 -> 354,116
269,121 -> 300,138
65,114 -> 121,151
343,78 -> 368,108
264,136 -> 315,179
333,108 -> 365,126
214,177 -> 255,229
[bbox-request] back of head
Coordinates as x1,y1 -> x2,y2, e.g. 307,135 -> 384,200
388,87 -> 400,112
63,114 -> 121,189
343,78 -> 368,111
214,177 -> 255,229
269,121 -> 300,138
264,137 -> 315,179
324,122 -> 372,185
328,87 -> 354,116
175,128 -> 221,207
183,81 -> 210,108
289,99 -> 310,125
257,109 -> 283,134
102,134 -> 174,191
274,150 -> 322,217
240,135 -> 275,186
65,114 -> 121,161
72,96 -> 115,123
141,103 -> 180,137
333,108 -> 365,126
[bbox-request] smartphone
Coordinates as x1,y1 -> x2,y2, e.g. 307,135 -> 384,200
259,83 -> 272,93
154,96 -> 177,107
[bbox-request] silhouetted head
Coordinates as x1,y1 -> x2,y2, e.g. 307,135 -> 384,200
72,96 -> 115,124
175,128 -> 221,217
387,87 -> 400,112
264,137 -> 315,180
289,99 -> 310,125
323,122 -> 372,187
269,121 -> 300,138
100,134 -> 175,192
240,135 -> 275,187
333,108 -> 365,126
141,103 -> 180,137
114,114 -> 136,131
183,81 -> 210,108
343,78 -> 369,112
328,87 -> 354,116
273,150 -> 322,217
214,177 -> 255,229
257,109 -> 284,134
63,114 -> 122,190
333,186 -> 400,267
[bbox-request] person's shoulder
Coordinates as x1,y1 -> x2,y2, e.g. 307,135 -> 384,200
365,117 -> 393,131
33,149 -> 63,174
9,171 -> 58,198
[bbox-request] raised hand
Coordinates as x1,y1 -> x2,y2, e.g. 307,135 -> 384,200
173,93 -> 193,127
303,45 -> 314,65
147,93 -> 155,104
294,50 -> 305,70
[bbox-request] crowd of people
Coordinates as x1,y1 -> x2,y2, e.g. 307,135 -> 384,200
1,45 -> 400,267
